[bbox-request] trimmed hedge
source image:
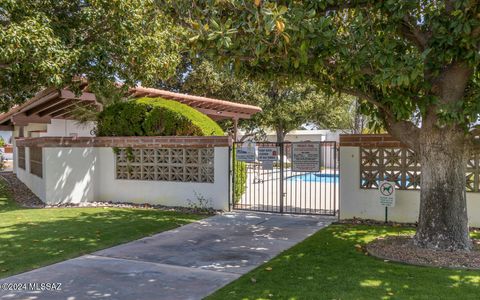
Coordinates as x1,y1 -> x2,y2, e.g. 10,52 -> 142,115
96,97 -> 247,203
96,97 -> 224,136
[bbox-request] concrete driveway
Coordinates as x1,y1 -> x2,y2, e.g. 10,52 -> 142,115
0,211 -> 333,300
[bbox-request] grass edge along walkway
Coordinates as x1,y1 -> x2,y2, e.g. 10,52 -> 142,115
0,182 -> 205,279
208,224 -> 480,300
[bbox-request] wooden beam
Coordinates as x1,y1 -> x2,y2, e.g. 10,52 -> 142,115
0,125 -> 13,131
26,97 -> 69,116
60,89 -> 96,101
51,101 -> 99,118
23,91 -> 60,115
194,107 -> 251,120
133,91 -> 148,97
38,100 -> 78,117
51,108 -> 71,118
60,103 -> 100,119
11,113 -> 51,125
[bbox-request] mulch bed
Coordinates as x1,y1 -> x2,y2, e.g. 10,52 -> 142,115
336,217 -> 417,228
367,236 -> 480,270
0,172 -> 45,208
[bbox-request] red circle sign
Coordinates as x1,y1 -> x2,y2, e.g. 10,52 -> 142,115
380,182 -> 394,196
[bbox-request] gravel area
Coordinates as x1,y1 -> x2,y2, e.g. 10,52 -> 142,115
43,201 -> 218,215
0,172 -> 216,214
367,236 -> 480,270
0,172 -> 45,207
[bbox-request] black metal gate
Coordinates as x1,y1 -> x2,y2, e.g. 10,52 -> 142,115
231,141 -> 338,215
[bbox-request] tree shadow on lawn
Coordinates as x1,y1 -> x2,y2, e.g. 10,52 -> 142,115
0,195 -> 203,279
208,224 -> 480,300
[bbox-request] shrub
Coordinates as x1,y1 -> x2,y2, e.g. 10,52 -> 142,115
234,161 -> 247,204
232,146 -> 247,204
96,97 -> 247,206
96,97 -> 224,136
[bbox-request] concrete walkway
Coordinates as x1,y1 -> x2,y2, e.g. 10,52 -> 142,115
0,211 -> 333,300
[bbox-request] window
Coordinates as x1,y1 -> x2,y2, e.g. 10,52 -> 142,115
17,147 -> 25,170
29,147 -> 43,178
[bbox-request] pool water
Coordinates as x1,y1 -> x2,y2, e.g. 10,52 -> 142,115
288,173 -> 339,183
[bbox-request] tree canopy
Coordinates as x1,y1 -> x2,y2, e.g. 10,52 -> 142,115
168,0 -> 480,143
157,59 -> 352,141
0,0 -> 183,111
164,0 -> 480,251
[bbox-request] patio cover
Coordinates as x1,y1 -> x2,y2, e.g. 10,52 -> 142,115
0,86 -> 262,128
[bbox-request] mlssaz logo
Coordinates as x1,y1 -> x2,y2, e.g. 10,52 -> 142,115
380,182 -> 394,196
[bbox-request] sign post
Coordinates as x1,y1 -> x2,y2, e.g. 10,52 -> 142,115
378,181 -> 396,223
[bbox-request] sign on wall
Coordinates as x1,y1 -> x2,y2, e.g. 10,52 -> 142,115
235,142 -> 256,162
378,181 -> 396,207
292,142 -> 320,172
257,146 -> 279,161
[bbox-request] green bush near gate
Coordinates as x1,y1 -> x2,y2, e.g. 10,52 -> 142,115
232,148 -> 247,204
96,97 -> 247,204
96,97 -> 224,136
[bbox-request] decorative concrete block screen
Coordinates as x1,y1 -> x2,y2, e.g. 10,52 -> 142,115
341,134 -> 480,192
29,147 -> 43,178
115,148 -> 215,183
17,146 -> 26,170
360,147 -> 420,190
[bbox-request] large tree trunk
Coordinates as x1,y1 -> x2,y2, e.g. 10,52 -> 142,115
414,128 -> 471,251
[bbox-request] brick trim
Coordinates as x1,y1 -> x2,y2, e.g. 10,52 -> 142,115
339,134 -> 407,147
15,136 -> 231,148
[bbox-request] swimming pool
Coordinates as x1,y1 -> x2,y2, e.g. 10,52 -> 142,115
288,173 -> 339,183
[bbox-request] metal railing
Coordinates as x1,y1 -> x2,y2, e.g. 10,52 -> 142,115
231,141 -> 338,215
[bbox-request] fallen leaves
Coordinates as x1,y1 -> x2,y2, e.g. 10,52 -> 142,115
354,244 -> 366,252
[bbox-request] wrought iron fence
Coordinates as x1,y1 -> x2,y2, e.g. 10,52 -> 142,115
232,141 -> 338,215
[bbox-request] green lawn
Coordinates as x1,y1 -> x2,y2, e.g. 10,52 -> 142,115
0,183 -> 204,279
208,224 -> 480,300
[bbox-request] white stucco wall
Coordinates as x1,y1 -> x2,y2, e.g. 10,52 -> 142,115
13,123 -> 48,138
14,145 -> 230,210
44,147 -> 98,204
12,119 -> 95,139
42,119 -> 95,137
340,146 -> 480,227
94,147 -> 230,210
